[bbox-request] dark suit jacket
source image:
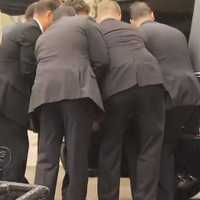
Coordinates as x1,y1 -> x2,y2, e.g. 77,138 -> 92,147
139,21 -> 200,106
29,16 -> 109,113
99,19 -> 163,99
0,20 -> 41,127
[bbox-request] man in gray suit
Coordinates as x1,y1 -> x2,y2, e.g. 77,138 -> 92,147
29,14 -> 109,199
129,2 -> 200,200
96,1 -> 166,200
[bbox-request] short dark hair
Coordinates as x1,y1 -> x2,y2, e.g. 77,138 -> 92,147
34,0 -> 60,15
130,1 -> 152,20
53,5 -> 76,21
64,0 -> 90,14
25,2 -> 38,20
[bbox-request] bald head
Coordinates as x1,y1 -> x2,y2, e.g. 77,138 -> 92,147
97,0 -> 121,23
130,1 -> 155,28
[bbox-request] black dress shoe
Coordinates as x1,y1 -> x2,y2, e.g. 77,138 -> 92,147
176,174 -> 200,200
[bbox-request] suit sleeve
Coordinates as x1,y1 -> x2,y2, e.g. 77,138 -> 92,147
86,19 -> 110,81
18,26 -> 41,86
138,28 -> 148,44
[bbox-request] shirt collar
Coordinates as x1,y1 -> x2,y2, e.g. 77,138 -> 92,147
33,18 -> 44,33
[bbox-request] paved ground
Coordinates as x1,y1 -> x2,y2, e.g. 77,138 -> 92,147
25,132 -> 200,200
26,133 -> 132,200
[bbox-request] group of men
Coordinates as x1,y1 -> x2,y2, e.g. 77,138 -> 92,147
0,0 -> 199,200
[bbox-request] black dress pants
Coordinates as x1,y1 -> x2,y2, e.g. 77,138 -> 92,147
0,114 -> 28,182
158,106 -> 196,200
35,98 -> 96,200
98,85 -> 165,200
126,106 -> 196,200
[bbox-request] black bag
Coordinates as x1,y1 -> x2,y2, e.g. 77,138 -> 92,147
0,182 -> 49,200
175,134 -> 200,200
176,174 -> 200,200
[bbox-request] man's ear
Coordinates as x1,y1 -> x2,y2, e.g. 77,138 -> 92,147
48,11 -> 54,24
118,13 -> 122,21
151,12 -> 155,21
47,10 -> 53,18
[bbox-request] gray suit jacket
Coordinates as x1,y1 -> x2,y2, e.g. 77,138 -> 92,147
99,19 -> 163,99
29,16 -> 109,112
139,21 -> 200,106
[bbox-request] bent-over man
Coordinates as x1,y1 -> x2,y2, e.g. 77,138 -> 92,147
96,1 -> 166,200
129,2 -> 200,200
29,15 -> 109,200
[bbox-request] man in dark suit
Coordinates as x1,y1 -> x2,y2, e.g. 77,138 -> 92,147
129,2 -> 200,200
0,0 -> 59,183
96,1 -> 166,200
29,14 -> 109,199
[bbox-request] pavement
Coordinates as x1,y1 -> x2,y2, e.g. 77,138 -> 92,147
26,132 -> 132,200
26,132 -> 200,200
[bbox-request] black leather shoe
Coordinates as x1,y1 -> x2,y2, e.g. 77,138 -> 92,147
176,174 -> 200,200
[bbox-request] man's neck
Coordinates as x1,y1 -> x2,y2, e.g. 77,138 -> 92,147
97,15 -> 119,23
138,17 -> 154,27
